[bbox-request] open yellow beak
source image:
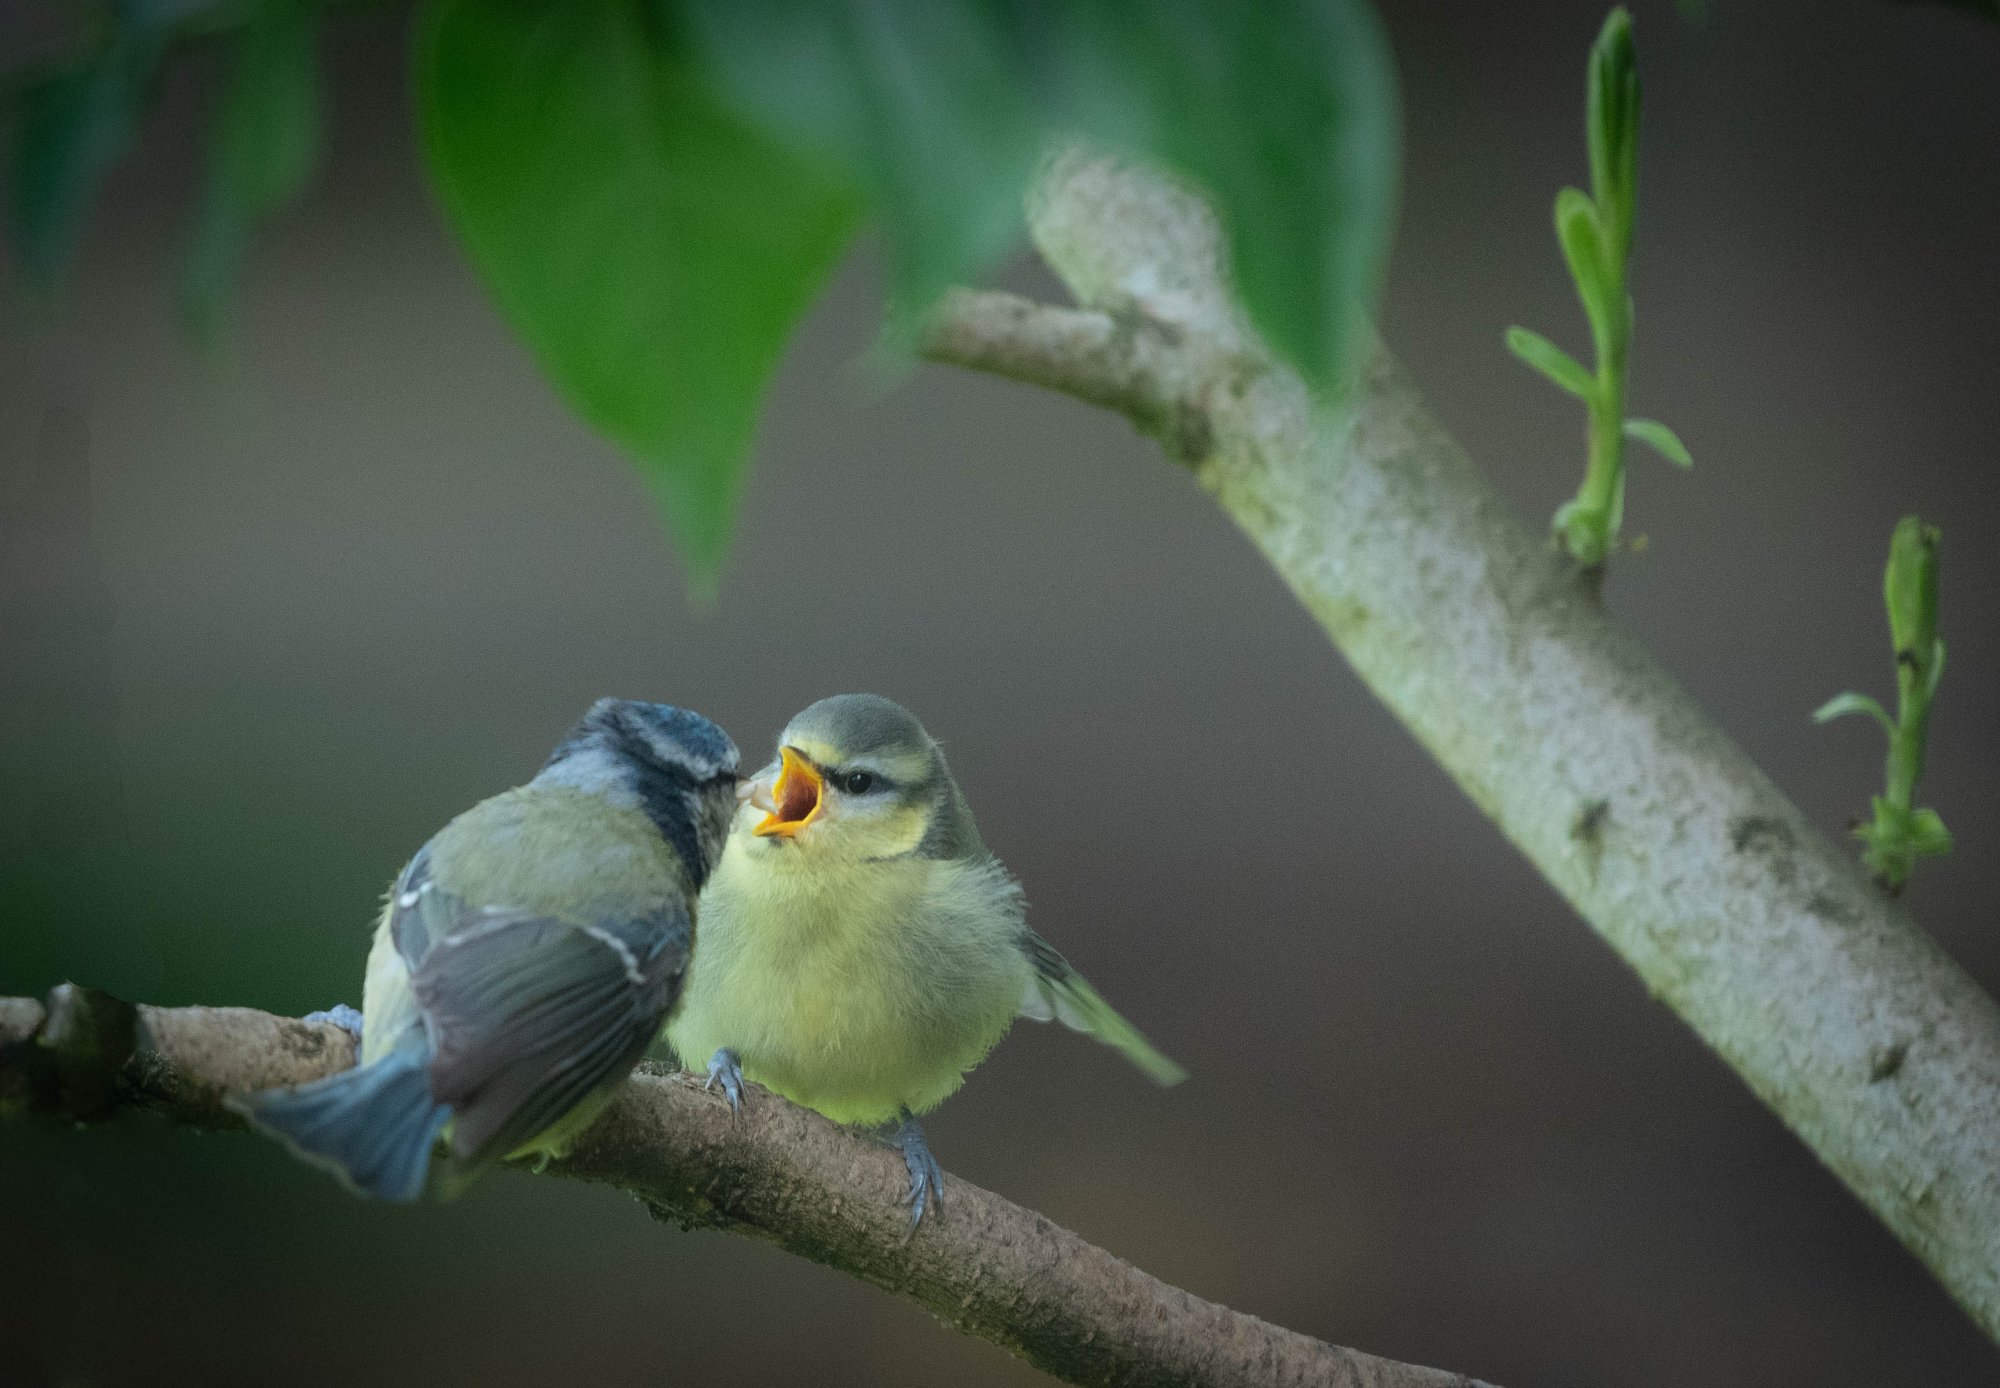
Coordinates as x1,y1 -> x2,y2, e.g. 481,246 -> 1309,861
753,746 -> 824,838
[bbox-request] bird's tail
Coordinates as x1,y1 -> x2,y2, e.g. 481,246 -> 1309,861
234,1046 -> 450,1202
1023,935 -> 1188,1087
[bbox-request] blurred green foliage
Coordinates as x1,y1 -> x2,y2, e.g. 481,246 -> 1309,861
5,0 -> 1400,587
418,0 -> 866,590
182,0 -> 323,336
9,4 -> 171,289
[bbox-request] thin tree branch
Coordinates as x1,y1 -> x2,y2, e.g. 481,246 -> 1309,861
922,150 -> 2000,1345
925,287 -> 1213,459
0,987 -> 1493,1388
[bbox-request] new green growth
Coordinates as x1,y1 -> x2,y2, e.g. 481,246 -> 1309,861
1507,7 -> 1690,568
1815,516 -> 1952,893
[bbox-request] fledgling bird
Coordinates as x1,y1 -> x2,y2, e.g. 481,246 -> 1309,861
667,693 -> 1183,1225
237,699 -> 739,1201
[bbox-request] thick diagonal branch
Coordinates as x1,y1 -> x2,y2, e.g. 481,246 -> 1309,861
0,988 -> 1491,1388
923,151 -> 2000,1345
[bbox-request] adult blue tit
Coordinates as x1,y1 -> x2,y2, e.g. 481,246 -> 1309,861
666,693 -> 1183,1225
237,699 -> 739,1201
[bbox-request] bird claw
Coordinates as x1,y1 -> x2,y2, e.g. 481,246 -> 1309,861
704,1047 -> 744,1118
891,1110 -> 944,1233
304,1004 -> 365,1045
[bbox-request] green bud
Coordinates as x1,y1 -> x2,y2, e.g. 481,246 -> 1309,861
1906,807 -> 1954,859
1856,797 -> 1953,892
1884,515 -> 1940,665
1554,497 -> 1608,567
1586,7 -> 1639,261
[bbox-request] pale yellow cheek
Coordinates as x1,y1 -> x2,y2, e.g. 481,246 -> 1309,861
740,799 -> 928,863
834,804 -> 928,859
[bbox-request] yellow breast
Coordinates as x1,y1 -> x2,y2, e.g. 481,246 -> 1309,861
668,830 -> 1027,1126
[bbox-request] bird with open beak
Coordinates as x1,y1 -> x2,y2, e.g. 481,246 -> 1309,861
667,693 -> 1184,1226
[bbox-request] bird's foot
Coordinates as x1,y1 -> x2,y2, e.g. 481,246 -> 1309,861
303,1004 -> 365,1045
704,1047 -> 745,1118
891,1109 -> 944,1232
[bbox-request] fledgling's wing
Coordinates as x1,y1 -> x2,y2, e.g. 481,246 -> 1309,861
386,846 -> 449,967
398,876 -> 691,1170
1018,932 -> 1187,1086
415,907 -> 687,1163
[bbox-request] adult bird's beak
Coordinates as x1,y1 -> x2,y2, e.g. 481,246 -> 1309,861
753,746 -> 824,838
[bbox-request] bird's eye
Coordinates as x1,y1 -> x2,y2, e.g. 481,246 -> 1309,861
839,770 -> 876,795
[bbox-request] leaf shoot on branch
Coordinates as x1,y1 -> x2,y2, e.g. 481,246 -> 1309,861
1506,7 -> 1690,570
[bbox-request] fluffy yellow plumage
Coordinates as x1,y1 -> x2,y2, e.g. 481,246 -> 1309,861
667,694 -> 1182,1221
671,832 -> 1027,1125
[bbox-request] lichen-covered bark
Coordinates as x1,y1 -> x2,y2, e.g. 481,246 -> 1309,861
923,151 -> 2000,1342
0,990 -> 1492,1388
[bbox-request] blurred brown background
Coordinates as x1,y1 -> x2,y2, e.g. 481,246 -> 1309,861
4,1 -> 1998,1383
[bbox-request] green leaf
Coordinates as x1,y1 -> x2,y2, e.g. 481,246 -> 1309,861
1813,691 -> 1894,736
183,0 -> 324,335
419,0 -> 1397,574
1856,797 -> 1952,887
10,23 -> 167,290
688,0 -> 1402,390
1553,184 -> 1612,332
682,0 -> 1039,333
1623,416 -> 1690,468
1585,6 -> 1638,261
1906,807 -> 1953,858
1506,326 -> 1595,399
1053,0 -> 1400,389
419,0 -> 864,586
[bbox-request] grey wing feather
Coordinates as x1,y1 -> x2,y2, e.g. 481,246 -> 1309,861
1019,934 -> 1093,1028
411,896 -> 691,1167
388,846 -> 450,968
1019,932 -> 1186,1086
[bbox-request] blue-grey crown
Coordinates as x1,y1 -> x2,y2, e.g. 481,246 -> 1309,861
579,698 -> 739,782
783,692 -> 933,761
542,699 -> 740,886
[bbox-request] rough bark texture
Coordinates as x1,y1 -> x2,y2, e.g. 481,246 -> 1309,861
0,989 -> 1492,1388
921,151 -> 2000,1344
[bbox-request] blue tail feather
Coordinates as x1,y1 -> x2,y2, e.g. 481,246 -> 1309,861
237,1047 -> 450,1202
